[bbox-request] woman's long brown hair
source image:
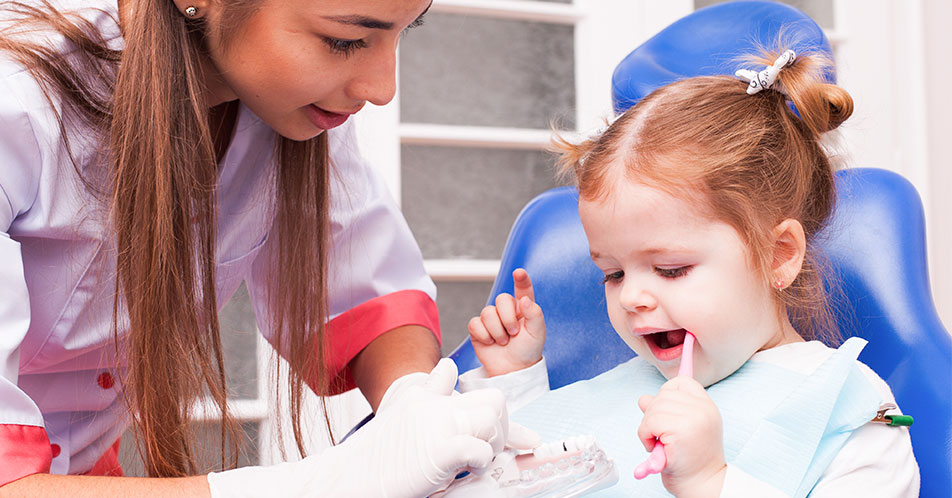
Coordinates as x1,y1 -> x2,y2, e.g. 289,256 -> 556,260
1,0 -> 329,476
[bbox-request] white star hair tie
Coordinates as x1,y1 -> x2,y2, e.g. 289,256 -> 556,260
735,49 -> 797,95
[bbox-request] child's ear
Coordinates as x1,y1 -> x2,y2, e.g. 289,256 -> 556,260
770,219 -> 806,289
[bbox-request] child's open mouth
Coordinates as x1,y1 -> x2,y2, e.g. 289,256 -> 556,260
644,328 -> 688,361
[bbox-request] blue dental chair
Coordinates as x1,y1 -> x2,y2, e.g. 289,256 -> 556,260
450,2 -> 952,496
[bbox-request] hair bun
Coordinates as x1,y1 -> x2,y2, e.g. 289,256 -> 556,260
820,83 -> 853,132
769,51 -> 854,136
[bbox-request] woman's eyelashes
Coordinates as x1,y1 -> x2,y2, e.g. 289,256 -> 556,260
402,16 -> 425,36
320,15 -> 425,58
322,16 -> 425,58
322,37 -> 367,57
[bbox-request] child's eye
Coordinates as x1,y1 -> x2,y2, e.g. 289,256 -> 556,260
322,37 -> 367,57
654,266 -> 693,279
601,271 -> 624,284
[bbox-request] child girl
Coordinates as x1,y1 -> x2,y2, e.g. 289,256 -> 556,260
0,0 -> 518,496
462,47 -> 920,497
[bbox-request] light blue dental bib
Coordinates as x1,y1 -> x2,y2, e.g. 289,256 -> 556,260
511,338 -> 881,497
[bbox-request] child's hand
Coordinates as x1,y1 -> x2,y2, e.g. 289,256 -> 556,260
467,269 -> 545,377
637,376 -> 727,498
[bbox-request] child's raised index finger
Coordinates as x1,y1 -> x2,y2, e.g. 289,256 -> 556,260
512,268 -> 535,302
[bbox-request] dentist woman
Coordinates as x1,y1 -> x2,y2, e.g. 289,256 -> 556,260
0,0 -> 517,496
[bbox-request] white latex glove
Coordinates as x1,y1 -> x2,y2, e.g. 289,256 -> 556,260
431,471 -> 506,498
377,369 -> 429,411
207,358 -> 508,498
379,361 -> 541,452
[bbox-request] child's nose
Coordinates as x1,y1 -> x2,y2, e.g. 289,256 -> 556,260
619,280 -> 658,313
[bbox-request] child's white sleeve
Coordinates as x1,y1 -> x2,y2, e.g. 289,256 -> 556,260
808,363 -> 920,497
458,359 -> 550,413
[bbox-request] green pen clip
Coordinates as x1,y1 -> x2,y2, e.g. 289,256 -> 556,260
871,403 -> 914,427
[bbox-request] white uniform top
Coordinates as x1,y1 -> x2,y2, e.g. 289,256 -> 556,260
460,341 -> 920,497
0,0 -> 438,483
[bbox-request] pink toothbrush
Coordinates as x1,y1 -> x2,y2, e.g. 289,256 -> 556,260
633,331 -> 695,480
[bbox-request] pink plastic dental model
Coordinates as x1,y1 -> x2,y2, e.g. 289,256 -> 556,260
633,331 -> 695,480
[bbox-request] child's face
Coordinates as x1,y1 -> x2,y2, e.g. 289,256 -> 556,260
579,178 -> 800,387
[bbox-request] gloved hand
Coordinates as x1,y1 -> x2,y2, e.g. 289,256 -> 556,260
380,360 -> 541,452
377,369 -> 428,411
207,358 -> 510,498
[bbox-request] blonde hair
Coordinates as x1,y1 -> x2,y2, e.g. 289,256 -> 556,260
556,47 -> 852,345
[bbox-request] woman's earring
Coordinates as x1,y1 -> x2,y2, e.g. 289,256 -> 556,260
774,279 -> 785,290
184,6 -> 198,17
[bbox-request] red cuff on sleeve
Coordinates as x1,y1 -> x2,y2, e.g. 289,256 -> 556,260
320,289 -> 440,395
0,424 -> 52,486
82,438 -> 123,477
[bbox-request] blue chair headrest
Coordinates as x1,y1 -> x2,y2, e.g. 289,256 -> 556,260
612,0 -> 834,114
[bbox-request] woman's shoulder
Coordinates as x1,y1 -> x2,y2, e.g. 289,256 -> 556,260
0,63 -> 50,163
0,23 -> 110,225
0,57 -> 72,157
0,0 -> 119,32
0,0 -> 121,78
0,0 -> 119,157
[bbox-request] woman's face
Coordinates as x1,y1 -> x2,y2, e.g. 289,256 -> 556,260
201,0 -> 431,140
